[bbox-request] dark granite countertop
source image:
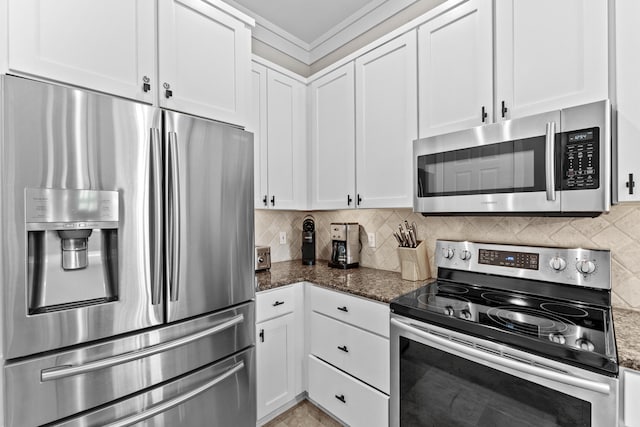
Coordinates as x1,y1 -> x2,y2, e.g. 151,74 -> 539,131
256,260 -> 425,303
613,308 -> 640,371
257,260 -> 640,371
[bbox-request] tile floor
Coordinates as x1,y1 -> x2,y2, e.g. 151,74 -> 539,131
263,400 -> 343,427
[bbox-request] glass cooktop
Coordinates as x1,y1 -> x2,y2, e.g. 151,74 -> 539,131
391,279 -> 618,376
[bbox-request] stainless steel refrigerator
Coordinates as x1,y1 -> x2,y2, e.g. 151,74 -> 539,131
0,75 -> 256,426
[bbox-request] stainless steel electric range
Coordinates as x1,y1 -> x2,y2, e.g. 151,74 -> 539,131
390,240 -> 618,427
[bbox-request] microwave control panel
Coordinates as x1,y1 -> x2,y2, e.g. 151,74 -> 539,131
559,127 -> 600,190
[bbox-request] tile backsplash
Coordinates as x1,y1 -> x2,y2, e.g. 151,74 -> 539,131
255,204 -> 640,311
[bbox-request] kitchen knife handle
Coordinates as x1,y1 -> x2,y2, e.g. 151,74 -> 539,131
150,128 -> 163,305
168,131 -> 181,301
545,122 -> 556,202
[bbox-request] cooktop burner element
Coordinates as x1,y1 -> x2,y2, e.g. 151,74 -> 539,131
391,240 -> 617,376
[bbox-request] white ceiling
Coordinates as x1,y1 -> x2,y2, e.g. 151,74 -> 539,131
222,0 -> 420,65
229,0 -> 379,45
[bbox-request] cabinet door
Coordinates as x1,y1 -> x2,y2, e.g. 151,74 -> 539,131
256,313 -> 296,420
624,368 -> 640,426
266,70 -> 307,210
615,0 -> 640,202
356,31 -> 417,208
8,0 -> 155,103
250,63 -> 269,209
418,0 -> 493,138
158,0 -> 251,126
495,0 -> 608,121
309,64 -> 356,209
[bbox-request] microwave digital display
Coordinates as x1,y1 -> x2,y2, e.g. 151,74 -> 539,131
559,127 -> 600,191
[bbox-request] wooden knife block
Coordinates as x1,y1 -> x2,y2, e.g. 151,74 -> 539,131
397,240 -> 431,281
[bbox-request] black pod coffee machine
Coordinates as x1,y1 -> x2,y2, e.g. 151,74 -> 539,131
302,216 -> 315,265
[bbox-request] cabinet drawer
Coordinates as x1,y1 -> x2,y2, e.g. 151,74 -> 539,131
256,286 -> 295,323
308,355 -> 388,427
309,285 -> 389,337
624,368 -> 640,426
310,312 -> 389,393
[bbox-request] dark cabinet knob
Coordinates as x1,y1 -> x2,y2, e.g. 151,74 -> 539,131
337,345 -> 349,353
347,194 -> 352,206
481,106 -> 488,123
270,196 -> 275,206
337,306 -> 348,312
335,394 -> 346,403
262,195 -> 268,206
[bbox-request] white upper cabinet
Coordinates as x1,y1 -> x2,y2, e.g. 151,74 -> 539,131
309,63 -> 356,210
250,61 -> 307,210
266,70 -> 307,210
158,0 -> 251,126
495,0 -> 609,121
250,63 -> 269,209
418,0 -> 493,138
355,32 -> 417,209
615,0 -> 640,202
7,0 -> 155,104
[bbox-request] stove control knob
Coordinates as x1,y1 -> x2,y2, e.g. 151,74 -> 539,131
459,309 -> 472,320
442,248 -> 455,260
444,306 -> 455,316
548,333 -> 566,345
575,338 -> 595,352
576,260 -> 596,275
459,250 -> 472,261
549,256 -> 567,271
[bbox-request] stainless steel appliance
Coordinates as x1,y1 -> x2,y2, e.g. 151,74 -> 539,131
413,100 -> 613,215
255,245 -> 271,271
0,75 -> 256,426
302,215 -> 315,265
328,222 -> 359,269
390,240 -> 618,427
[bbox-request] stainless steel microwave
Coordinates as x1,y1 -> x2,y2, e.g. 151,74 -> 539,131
413,100 -> 613,216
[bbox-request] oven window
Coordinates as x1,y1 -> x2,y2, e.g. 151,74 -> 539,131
416,136 -> 546,197
399,337 -> 591,426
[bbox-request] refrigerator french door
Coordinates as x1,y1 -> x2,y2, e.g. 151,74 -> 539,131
1,75 -> 255,426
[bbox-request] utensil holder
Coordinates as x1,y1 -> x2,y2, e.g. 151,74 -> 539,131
397,240 -> 431,281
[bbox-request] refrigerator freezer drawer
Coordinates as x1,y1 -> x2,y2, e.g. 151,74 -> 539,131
3,302 -> 254,427
56,347 -> 255,427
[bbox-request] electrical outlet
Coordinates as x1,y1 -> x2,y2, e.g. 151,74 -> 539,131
367,232 -> 376,248
279,231 -> 287,245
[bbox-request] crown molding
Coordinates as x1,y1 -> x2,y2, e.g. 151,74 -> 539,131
224,0 -> 419,65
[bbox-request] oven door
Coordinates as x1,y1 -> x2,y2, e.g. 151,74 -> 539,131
390,315 -> 618,427
413,109 -> 561,214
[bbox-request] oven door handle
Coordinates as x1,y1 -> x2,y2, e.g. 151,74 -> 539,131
391,318 -> 611,395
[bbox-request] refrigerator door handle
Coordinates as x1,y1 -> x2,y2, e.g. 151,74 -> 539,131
40,314 -> 245,382
167,131 -> 181,302
103,361 -> 245,427
150,128 -> 163,305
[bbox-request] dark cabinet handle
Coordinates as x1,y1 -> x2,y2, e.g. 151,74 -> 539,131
259,329 -> 264,343
142,76 -> 151,93
501,100 -> 508,118
357,194 -> 362,206
627,173 -> 635,195
337,306 -> 348,312
272,300 -> 284,307
337,345 -> 349,353
347,195 -> 352,206
262,195 -> 268,206
335,394 -> 346,404
481,106 -> 488,123
270,196 -> 275,206
163,82 -> 172,99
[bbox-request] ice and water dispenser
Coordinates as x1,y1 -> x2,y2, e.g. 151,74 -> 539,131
25,188 -> 119,313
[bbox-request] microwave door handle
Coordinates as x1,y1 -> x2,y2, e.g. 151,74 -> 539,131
102,361 -> 245,427
150,128 -> 163,305
391,318 -> 611,396
545,121 -> 557,201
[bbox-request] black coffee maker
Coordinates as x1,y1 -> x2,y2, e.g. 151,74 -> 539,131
302,216 -> 315,265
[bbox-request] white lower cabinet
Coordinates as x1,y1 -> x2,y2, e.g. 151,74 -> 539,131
623,368 -> 640,426
256,285 -> 304,421
308,355 -> 389,427
256,283 -> 390,425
